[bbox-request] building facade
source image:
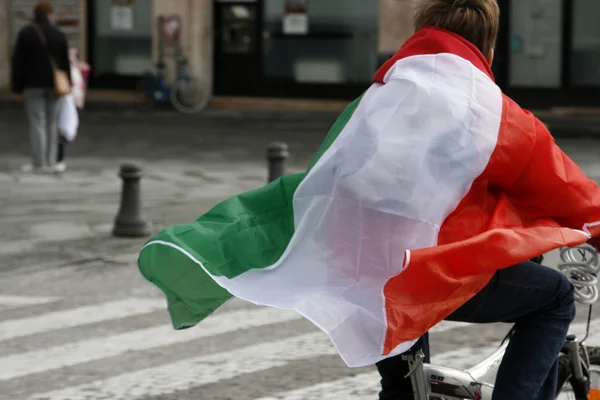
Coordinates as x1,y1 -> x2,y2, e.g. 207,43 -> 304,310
1,0 -> 86,89
2,0 -> 600,110
0,0 -> 410,97
497,0 -> 600,108
0,0 -> 212,92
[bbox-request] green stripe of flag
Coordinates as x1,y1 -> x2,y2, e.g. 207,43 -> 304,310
138,94 -> 363,330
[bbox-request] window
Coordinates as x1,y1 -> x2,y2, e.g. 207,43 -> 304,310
571,0 -> 600,86
262,0 -> 378,84
93,0 -> 153,76
509,0 -> 562,88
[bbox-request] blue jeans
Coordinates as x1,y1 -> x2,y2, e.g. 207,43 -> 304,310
376,261 -> 576,400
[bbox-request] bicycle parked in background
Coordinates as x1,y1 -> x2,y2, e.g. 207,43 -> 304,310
139,15 -> 209,114
401,244 -> 600,399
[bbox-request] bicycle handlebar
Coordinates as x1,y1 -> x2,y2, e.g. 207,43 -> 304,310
557,244 -> 600,305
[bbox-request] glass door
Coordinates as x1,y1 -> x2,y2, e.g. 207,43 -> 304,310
213,1 -> 262,95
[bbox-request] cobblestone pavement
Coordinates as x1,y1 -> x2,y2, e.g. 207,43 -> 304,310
1,110 -> 600,399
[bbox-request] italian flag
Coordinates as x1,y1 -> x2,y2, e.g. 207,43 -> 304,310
138,27 -> 600,367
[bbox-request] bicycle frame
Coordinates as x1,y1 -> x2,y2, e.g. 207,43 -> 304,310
406,333 -> 590,399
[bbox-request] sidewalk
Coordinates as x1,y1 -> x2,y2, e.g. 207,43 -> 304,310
0,154 -> 304,275
1,90 -> 600,137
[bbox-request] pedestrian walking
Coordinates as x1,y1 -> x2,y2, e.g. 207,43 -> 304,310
10,0 -> 72,173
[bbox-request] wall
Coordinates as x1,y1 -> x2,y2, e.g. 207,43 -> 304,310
78,0 -> 86,60
10,0 -> 84,50
152,0 -> 212,90
189,0 -> 213,94
378,0 -> 415,55
0,0 -> 9,89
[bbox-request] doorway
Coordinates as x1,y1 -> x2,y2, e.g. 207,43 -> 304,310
213,1 -> 262,95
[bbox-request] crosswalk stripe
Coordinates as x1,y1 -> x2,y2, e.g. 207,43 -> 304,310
0,307 -> 302,381
252,345 -> 503,400
0,295 -> 60,311
27,332 -> 335,400
16,319 -> 505,399
430,320 -> 471,333
0,297 -> 166,342
0,240 -> 36,256
3,295 -> 598,399
253,319 -> 600,400
254,373 -> 380,400
0,296 -> 467,343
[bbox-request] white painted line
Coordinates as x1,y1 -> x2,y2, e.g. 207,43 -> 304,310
254,373 -> 381,400
28,332 -> 335,400
252,345 -> 503,400
1,307 -> 302,381
0,298 -> 166,342
430,320 -> 471,333
0,240 -> 36,256
253,319 -> 600,400
0,295 -> 60,311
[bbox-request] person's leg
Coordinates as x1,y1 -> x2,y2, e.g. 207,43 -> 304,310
57,136 -> 65,163
55,135 -> 68,172
376,333 -> 430,399
45,91 -> 60,170
447,261 -> 575,400
23,89 -> 47,170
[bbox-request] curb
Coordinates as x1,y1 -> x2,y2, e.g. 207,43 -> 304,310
1,95 -> 600,138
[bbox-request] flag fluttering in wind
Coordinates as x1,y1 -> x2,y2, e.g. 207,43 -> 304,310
138,27 -> 600,367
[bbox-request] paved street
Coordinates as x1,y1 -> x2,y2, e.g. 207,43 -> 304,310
1,108 -> 600,399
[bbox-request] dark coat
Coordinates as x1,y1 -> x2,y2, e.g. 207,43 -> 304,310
11,13 -> 71,94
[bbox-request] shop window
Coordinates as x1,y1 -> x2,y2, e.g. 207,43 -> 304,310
509,0 -> 562,88
262,0 -> 378,84
571,0 -> 600,86
93,0 -> 153,76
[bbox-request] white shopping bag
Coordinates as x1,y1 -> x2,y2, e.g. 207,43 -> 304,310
58,94 -> 79,142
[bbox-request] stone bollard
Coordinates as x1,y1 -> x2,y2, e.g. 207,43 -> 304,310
113,164 -> 150,237
266,142 -> 289,183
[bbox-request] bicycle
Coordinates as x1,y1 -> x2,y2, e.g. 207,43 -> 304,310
169,32 -> 209,115
139,15 -> 209,114
402,244 -> 600,399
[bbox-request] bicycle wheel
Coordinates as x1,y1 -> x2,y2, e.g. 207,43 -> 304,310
556,346 -> 600,399
170,78 -> 209,114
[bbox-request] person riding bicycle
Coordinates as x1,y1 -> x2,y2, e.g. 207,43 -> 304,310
375,0 -> 600,399
136,0 -> 600,399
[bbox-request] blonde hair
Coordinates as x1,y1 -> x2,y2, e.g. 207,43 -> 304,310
413,0 -> 500,57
